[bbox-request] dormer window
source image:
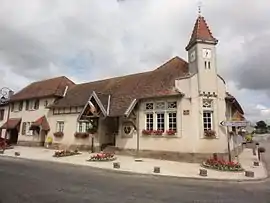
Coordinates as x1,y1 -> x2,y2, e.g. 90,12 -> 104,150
25,100 -> 29,110
34,100 -> 39,110
18,101 -> 23,111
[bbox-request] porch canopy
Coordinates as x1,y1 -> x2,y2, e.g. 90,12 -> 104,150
29,116 -> 50,131
0,118 -> 21,130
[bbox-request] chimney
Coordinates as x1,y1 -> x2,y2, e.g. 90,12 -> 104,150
8,90 -> 14,99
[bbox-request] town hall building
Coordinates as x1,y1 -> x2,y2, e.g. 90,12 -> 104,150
0,14 -> 245,162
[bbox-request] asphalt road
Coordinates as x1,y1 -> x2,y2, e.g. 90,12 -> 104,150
0,140 -> 270,203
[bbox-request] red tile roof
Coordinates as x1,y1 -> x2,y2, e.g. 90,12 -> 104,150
10,76 -> 75,101
0,118 -> 21,130
186,15 -> 218,50
51,56 -> 189,116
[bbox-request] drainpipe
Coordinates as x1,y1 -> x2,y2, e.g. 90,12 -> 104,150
226,103 -> 232,162
3,102 -> 10,152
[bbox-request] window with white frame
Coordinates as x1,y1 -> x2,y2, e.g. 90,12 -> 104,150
146,113 -> 154,130
144,101 -> 178,133
77,121 -> 90,133
203,111 -> 213,131
56,121 -> 64,132
202,98 -> 213,132
156,113 -> 165,131
168,112 -> 177,131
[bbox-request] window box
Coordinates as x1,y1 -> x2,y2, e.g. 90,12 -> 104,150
166,130 -> 176,136
204,130 -> 216,139
153,130 -> 164,136
53,132 -> 64,138
142,129 -> 152,135
74,132 -> 89,139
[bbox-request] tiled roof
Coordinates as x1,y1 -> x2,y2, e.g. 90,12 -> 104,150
186,15 -> 218,50
51,56 -> 188,116
10,76 -> 75,101
225,92 -> 244,114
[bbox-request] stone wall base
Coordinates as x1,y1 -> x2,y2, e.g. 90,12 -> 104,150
17,141 -> 100,152
17,141 -> 44,147
111,145 -> 244,163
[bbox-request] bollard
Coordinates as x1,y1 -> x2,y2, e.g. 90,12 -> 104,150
253,161 -> 259,166
245,171 -> 254,178
153,166 -> 160,173
113,162 -> 120,169
14,152 -> 20,156
199,169 -> 207,177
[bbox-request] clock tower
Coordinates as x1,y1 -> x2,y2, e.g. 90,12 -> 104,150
185,14 -> 219,94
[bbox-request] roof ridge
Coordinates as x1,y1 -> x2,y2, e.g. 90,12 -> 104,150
69,56 -> 187,89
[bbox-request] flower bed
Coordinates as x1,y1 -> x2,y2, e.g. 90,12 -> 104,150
53,149 -> 80,158
202,158 -> 244,172
87,152 -> 116,162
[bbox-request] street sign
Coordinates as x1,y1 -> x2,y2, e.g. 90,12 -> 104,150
220,121 -> 250,127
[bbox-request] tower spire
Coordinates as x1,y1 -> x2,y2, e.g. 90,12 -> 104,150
185,10 -> 218,51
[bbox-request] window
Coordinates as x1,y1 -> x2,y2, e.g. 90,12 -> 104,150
10,103 -> 14,112
0,109 -> 4,121
167,101 -> 177,109
144,101 -> 178,134
34,100 -> 39,110
156,113 -> 165,131
24,122 -> 33,135
56,121 -> 64,132
168,112 -> 177,131
44,100 -> 48,107
85,122 -> 90,132
145,103 -> 154,110
25,100 -> 29,110
21,122 -> 27,135
208,61 -> 211,69
202,99 -> 212,108
77,121 -> 90,133
18,101 -> 23,111
203,111 -> 213,131
78,122 -> 83,133
146,113 -> 154,130
204,61 -> 207,69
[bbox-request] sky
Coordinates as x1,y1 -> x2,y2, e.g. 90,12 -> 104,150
0,0 -> 269,122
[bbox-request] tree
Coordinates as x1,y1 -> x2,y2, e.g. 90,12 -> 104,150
256,120 -> 267,129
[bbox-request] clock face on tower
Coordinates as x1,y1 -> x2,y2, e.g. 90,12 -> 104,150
190,50 -> 196,62
202,48 -> 212,59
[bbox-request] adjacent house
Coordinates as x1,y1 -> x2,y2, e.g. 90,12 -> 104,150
0,14 -> 245,162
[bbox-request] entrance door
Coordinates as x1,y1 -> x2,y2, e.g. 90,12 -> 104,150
9,129 -> 18,144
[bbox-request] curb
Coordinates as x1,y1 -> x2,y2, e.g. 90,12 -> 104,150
0,154 -> 268,183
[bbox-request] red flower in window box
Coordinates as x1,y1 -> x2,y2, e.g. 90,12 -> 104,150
153,130 -> 164,135
142,129 -> 152,135
166,130 -> 176,135
204,130 -> 216,138
53,132 -> 64,138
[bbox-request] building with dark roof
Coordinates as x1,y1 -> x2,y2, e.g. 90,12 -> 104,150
0,13 -> 245,162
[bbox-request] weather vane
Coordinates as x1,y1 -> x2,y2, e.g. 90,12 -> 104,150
198,0 -> 202,16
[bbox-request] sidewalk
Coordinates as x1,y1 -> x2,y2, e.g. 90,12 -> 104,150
0,146 -> 268,181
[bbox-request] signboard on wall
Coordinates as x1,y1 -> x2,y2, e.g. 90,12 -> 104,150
220,121 -> 250,127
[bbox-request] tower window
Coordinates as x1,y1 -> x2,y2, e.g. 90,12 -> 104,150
208,62 -> 211,69
204,61 -> 207,69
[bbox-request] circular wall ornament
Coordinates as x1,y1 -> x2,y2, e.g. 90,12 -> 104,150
123,125 -> 133,135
